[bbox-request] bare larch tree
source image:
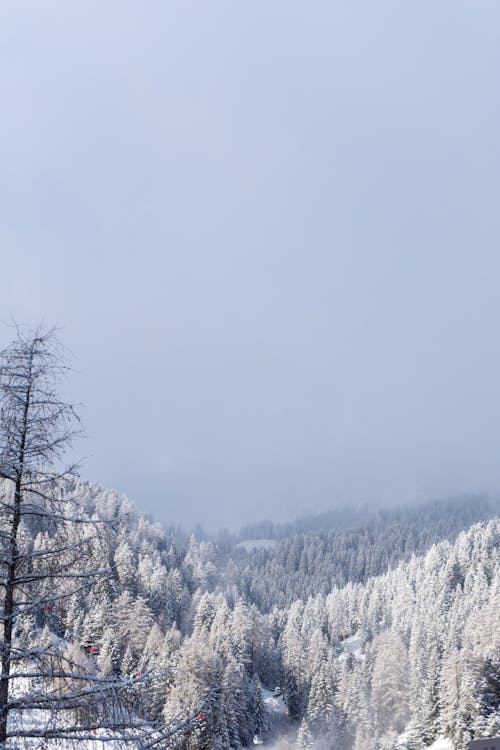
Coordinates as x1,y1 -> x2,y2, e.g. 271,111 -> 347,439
0,327 -> 200,748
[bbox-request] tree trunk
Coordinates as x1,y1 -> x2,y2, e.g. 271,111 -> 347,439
0,353 -> 32,747
0,475 -> 22,747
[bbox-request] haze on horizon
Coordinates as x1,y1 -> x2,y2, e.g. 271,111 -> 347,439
1,2 -> 500,530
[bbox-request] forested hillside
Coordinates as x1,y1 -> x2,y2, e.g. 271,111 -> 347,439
0,334 -> 498,750
3,475 -> 498,749
222,496 -> 499,609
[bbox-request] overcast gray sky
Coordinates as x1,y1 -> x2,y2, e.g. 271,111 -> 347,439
1,2 -> 500,529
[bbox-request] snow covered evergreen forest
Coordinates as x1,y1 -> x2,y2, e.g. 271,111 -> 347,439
2,478 -> 499,749
0,331 -> 498,749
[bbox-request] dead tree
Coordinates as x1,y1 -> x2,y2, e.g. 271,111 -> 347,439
0,327 -> 195,748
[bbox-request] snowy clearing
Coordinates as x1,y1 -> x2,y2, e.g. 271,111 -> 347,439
236,539 -> 278,552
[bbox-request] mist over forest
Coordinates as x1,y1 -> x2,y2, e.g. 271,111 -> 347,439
0,326 -> 497,750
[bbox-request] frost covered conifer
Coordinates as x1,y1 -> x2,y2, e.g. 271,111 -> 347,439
297,717 -> 313,749
252,673 -> 268,737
